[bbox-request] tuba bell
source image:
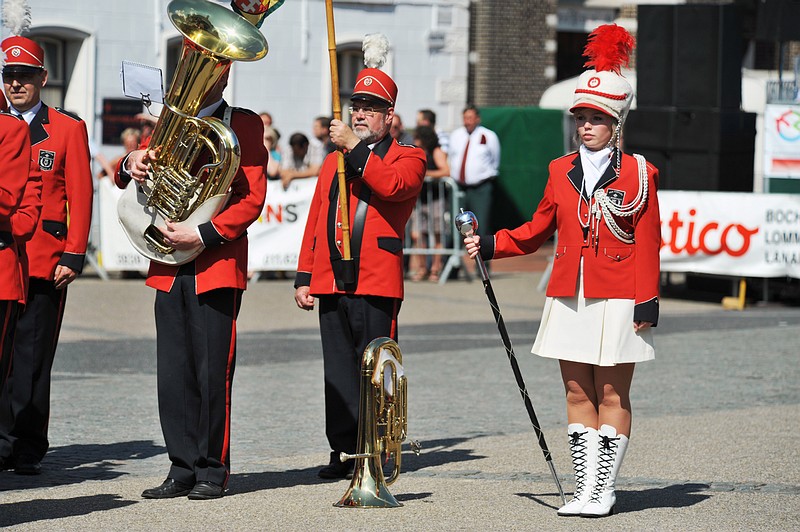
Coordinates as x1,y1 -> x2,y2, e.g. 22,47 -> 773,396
335,337 -> 420,508
117,0 -> 268,265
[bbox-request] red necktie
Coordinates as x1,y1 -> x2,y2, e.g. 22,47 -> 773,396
458,137 -> 470,184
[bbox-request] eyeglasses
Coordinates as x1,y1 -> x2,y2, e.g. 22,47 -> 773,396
348,105 -> 389,117
2,71 -> 39,83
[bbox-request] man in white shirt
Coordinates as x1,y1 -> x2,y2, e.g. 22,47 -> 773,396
448,105 -> 500,234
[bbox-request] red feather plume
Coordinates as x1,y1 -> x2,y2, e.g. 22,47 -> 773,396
582,24 -> 635,74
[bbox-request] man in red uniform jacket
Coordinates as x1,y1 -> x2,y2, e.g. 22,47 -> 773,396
116,69 -> 267,500
1,91 -> 43,404
294,68 -> 426,479
0,36 -> 92,475
0,110 -> 35,412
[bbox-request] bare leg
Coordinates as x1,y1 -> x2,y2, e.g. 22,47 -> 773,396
559,360 -> 599,428
594,363 -> 635,436
408,232 -> 427,281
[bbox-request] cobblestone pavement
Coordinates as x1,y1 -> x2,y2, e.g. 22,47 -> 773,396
0,272 -> 798,530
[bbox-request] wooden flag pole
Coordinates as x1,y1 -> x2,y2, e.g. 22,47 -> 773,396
324,0 -> 352,263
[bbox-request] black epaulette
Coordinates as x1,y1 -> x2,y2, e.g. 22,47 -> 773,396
54,107 -> 83,122
396,141 -> 417,148
0,110 -> 23,121
230,107 -> 257,116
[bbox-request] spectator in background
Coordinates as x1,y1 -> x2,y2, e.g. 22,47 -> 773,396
390,113 -> 414,145
408,125 -> 450,282
96,128 -> 141,180
417,108 -> 448,154
448,104 -> 500,235
310,116 -> 336,165
279,132 -> 320,189
263,125 -> 281,180
135,113 -> 157,144
259,111 -> 273,128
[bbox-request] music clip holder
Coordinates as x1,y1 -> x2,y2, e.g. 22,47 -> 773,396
120,60 -> 164,111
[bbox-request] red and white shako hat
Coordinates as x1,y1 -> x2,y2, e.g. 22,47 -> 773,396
351,33 -> 396,106
352,68 -> 397,106
1,35 -> 45,71
570,24 -> 635,122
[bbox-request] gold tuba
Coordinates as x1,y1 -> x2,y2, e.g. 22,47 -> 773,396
117,0 -> 268,265
335,337 -> 420,508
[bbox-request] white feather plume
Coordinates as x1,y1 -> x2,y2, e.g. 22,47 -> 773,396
3,0 -> 32,36
362,33 -> 390,69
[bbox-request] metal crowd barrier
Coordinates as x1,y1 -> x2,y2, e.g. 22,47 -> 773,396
403,176 -> 470,285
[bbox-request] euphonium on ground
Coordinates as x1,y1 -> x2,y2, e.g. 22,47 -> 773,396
335,337 -> 420,508
117,0 -> 267,265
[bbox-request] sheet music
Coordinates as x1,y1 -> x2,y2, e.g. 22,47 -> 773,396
120,61 -> 164,105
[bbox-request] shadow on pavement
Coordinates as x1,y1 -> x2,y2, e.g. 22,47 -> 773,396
0,440 -> 164,491
400,436 -> 488,473
229,436 -> 486,496
0,494 -> 136,527
516,482 -> 711,514
616,483 -> 711,513
516,491 -> 563,510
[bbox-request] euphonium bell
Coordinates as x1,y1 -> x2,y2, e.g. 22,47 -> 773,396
335,337 -> 420,508
117,0 -> 267,265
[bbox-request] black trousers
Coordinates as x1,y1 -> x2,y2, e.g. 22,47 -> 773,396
155,267 -> 241,488
0,300 -> 20,398
318,294 -> 399,455
0,279 -> 67,461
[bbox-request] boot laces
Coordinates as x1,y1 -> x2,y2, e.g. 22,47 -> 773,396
589,434 -> 620,502
569,430 -> 589,495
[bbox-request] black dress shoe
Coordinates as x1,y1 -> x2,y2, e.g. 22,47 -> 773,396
0,455 -> 13,471
318,452 -> 354,480
14,455 -> 41,476
188,481 -> 225,500
141,478 -> 194,499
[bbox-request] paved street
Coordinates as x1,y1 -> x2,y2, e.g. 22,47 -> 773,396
1,270 -> 798,530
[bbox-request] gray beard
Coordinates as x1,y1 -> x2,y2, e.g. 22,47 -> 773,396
354,127 -> 380,145
353,122 -> 389,145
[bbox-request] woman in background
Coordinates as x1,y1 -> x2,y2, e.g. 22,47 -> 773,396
408,125 -> 449,282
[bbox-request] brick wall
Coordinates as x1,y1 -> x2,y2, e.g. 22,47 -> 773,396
469,0 -> 557,107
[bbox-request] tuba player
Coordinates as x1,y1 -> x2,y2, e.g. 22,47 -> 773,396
115,69 -> 267,500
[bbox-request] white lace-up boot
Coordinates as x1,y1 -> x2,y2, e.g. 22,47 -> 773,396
581,424 -> 629,517
557,423 -> 598,516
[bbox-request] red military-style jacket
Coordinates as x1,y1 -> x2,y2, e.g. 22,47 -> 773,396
0,112 -> 34,302
115,103 -> 267,294
24,104 -> 93,280
481,151 -> 661,325
295,134 -> 426,299
11,168 -> 43,305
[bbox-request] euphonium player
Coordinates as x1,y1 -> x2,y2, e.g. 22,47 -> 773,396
293,38 -> 426,480
465,25 -> 660,517
115,69 -> 267,500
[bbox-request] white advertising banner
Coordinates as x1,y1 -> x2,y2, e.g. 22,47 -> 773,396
96,179 -> 150,272
659,190 -> 800,279
763,104 -> 800,179
95,183 -> 799,280
247,177 -> 317,271
95,177 -> 317,273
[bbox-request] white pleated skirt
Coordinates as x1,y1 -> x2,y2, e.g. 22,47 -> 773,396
532,265 -> 655,367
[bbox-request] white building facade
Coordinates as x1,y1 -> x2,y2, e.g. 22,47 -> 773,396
1,0 -> 470,160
